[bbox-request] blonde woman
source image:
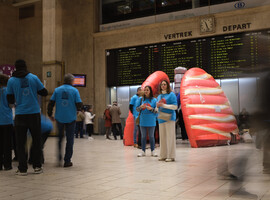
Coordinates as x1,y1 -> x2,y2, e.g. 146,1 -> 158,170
156,80 -> 177,162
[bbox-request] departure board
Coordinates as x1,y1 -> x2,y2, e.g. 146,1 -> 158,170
106,29 -> 270,86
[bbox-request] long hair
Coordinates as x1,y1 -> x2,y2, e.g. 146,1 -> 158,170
143,85 -> 153,101
159,80 -> 172,94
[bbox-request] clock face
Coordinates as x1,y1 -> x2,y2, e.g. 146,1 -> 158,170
200,17 -> 215,33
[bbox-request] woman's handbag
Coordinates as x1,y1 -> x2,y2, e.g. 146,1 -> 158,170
135,112 -> 141,125
158,111 -> 171,121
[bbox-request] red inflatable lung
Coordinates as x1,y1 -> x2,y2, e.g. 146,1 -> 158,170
141,71 -> 170,96
123,111 -> 135,146
180,68 -> 239,148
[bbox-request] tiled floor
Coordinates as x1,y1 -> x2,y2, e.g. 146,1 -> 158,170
0,135 -> 269,200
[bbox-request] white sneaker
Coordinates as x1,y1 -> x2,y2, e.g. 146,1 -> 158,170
15,170 -> 27,176
151,151 -> 158,157
137,151 -> 146,157
88,137 -> 94,140
165,158 -> 175,162
34,167 -> 43,174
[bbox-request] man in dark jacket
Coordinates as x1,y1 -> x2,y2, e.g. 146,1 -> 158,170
7,59 -> 48,176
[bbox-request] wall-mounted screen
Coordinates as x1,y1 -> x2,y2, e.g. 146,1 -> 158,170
73,74 -> 86,87
106,29 -> 270,86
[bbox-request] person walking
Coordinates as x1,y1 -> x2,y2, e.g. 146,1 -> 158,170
85,106 -> 95,140
156,80 -> 177,162
104,105 -> 112,140
6,59 -> 48,175
110,101 -> 123,140
0,74 -> 13,171
75,109 -> 85,138
136,86 -> 158,157
129,87 -> 141,147
47,73 -> 83,167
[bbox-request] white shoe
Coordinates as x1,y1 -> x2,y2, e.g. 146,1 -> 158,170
151,151 -> 158,157
88,137 -> 94,140
137,151 -> 146,157
165,158 -> 175,162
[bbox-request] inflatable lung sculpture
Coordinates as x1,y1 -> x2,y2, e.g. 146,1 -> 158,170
123,111 -> 135,146
180,68 -> 239,148
141,71 -> 170,96
124,71 -> 170,146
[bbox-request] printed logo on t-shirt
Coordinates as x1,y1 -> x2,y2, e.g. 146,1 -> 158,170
61,91 -> 69,107
21,78 -> 29,88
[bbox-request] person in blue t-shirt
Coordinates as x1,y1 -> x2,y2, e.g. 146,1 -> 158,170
156,80 -> 177,162
136,86 -> 158,157
6,59 -> 48,175
0,74 -> 13,171
129,87 -> 141,147
47,73 -> 83,168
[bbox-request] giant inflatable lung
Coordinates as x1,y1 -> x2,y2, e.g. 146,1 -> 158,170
124,71 -> 170,146
180,68 -> 239,148
141,71 -> 170,96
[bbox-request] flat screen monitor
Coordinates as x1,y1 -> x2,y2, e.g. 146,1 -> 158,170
73,74 -> 86,87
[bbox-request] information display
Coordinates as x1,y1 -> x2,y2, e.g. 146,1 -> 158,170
73,74 -> 86,87
106,29 -> 270,86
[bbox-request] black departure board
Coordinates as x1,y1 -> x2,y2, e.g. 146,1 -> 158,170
106,29 -> 270,86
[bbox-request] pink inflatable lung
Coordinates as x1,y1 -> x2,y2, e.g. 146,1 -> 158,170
180,68 -> 239,148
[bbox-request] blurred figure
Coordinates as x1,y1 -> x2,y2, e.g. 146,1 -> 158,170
129,87 -> 141,147
110,101 -> 123,140
177,93 -> 188,143
252,69 -> 270,174
29,114 -> 53,164
104,105 -> 112,140
0,74 -> 13,171
156,80 -> 177,162
217,146 -> 258,199
75,109 -> 85,138
85,105 -> 95,140
239,108 -> 250,131
7,59 -> 48,175
47,73 -> 83,168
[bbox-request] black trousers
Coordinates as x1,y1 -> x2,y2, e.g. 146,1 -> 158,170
112,123 -> 123,139
0,124 -> 13,169
86,124 -> 94,137
15,113 -> 42,172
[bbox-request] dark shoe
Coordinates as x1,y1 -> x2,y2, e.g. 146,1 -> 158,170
15,170 -> 27,176
64,162 -> 73,168
106,137 -> 112,140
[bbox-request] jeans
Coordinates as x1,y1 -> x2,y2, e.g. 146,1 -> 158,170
133,116 -> 138,144
140,126 -> 155,152
57,121 -> 76,163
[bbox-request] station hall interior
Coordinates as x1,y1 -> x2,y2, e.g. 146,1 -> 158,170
1,0 -> 270,199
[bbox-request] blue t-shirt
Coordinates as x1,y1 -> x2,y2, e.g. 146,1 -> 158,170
137,97 -> 157,127
50,84 -> 82,123
157,92 -> 177,124
0,87 -> 13,125
41,114 -> 53,133
130,94 -> 140,117
7,73 -> 45,115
